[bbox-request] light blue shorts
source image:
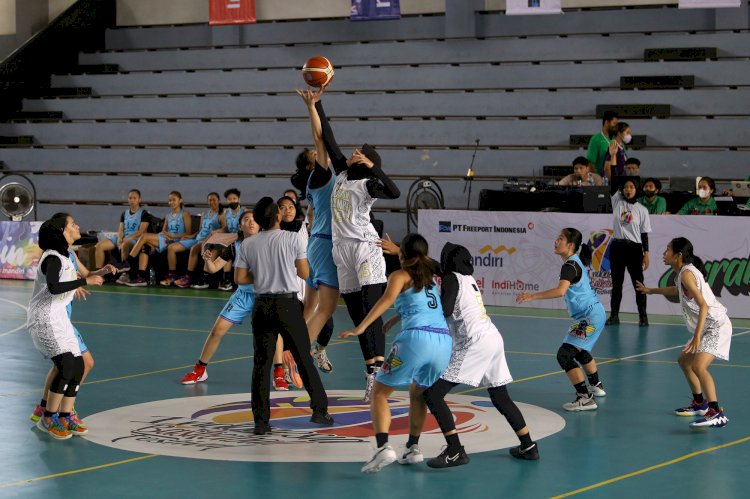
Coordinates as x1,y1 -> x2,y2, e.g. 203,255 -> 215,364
106,234 -> 138,249
74,326 -> 88,355
178,237 -> 206,251
376,327 -> 453,388
219,288 -> 256,324
563,302 -> 606,352
157,234 -> 180,252
306,234 -> 338,290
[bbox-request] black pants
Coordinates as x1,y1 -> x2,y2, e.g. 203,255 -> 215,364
609,239 -> 647,317
342,284 -> 386,361
251,295 -> 328,425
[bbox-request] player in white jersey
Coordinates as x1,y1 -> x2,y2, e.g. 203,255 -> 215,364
316,90 -> 400,402
28,213 -> 105,439
636,237 -> 731,428
421,243 -> 538,468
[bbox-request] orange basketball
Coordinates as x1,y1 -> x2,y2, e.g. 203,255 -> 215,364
302,56 -> 334,88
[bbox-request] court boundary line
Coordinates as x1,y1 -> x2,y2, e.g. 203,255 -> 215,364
550,435 -> 750,498
0,297 -> 28,337
73,320 -> 253,336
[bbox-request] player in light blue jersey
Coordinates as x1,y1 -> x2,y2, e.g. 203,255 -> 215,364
517,228 -> 607,412
341,233 -> 452,474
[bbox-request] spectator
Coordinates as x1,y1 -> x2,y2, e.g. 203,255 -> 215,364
625,158 -> 640,177
95,188 -> 150,276
678,177 -> 717,215
603,122 -> 631,181
586,110 -> 619,177
637,178 -> 667,215
558,156 -> 604,187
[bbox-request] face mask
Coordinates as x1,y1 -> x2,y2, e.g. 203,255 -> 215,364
228,202 -> 240,210
643,190 -> 657,198
623,134 -> 632,145
697,189 -> 710,199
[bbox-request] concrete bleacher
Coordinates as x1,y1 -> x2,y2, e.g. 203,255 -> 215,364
1,6 -> 749,238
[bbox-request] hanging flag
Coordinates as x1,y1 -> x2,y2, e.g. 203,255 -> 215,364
350,0 -> 401,21
679,0 -> 741,7
506,0 -> 562,15
209,0 -> 256,25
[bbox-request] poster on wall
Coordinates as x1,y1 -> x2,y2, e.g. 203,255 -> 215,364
209,0 -> 256,25
0,221 -> 43,280
419,210 -> 750,319
350,0 -> 401,21
506,0 -> 562,16
679,0 -> 741,8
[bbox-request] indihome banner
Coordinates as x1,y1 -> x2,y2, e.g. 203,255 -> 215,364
419,210 -> 750,318
0,221 -> 43,280
209,0 -> 256,25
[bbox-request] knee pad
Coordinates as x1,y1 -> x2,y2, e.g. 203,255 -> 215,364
575,349 -> 593,366
556,344 -> 580,372
49,353 -> 79,394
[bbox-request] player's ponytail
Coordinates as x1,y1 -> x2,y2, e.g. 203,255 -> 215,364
400,233 -> 438,292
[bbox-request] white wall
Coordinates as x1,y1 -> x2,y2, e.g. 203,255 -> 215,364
0,0 -> 15,35
49,0 -> 77,21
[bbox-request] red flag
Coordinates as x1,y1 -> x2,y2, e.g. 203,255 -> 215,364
209,0 -> 256,25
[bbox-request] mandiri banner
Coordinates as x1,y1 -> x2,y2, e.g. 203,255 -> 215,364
419,210 -> 750,318
679,0 -> 741,8
0,221 -> 43,280
506,0 -> 562,16
350,0 -> 401,21
209,0 -> 256,25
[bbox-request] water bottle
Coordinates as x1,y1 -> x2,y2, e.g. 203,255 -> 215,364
148,267 -> 156,286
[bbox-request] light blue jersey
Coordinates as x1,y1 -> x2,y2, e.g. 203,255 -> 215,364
562,254 -> 605,351
225,207 -> 243,233
220,240 -> 255,323
123,208 -> 145,237
180,210 -> 220,250
395,284 -> 448,332
307,171 -> 335,237
306,171 -> 338,289
157,210 -> 186,252
563,255 -> 600,319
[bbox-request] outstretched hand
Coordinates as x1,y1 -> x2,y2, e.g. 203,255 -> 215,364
296,86 -> 324,106
634,280 -> 649,294
516,292 -> 534,304
339,329 -> 363,339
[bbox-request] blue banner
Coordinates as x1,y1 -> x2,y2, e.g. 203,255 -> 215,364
350,0 -> 400,21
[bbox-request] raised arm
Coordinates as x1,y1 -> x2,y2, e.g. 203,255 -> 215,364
297,88 -> 328,170
315,100 -> 348,174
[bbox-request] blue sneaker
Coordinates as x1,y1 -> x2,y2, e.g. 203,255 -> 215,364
690,408 -> 728,428
674,399 -> 708,416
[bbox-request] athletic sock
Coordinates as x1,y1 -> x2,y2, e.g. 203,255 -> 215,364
374,360 -> 384,370
574,381 -> 589,396
406,434 -> 420,448
273,363 -> 282,369
445,433 -> 461,449
376,433 -> 389,448
587,371 -> 600,386
366,364 -> 375,375
708,401 -> 720,411
40,399 -> 47,408
693,392 -> 705,404
43,410 -> 56,418
58,412 -> 70,419
198,360 -> 208,367
519,432 -> 533,448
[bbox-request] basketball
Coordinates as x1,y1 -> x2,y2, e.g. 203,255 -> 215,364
302,56 -> 334,88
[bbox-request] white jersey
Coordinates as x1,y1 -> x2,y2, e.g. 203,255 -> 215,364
27,250 -> 81,358
297,224 -> 309,302
676,264 -> 731,360
331,170 -> 379,243
441,272 -> 513,387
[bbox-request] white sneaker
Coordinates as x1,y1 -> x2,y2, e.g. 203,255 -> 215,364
361,444 -> 397,473
397,444 -> 424,465
562,393 -> 598,412
590,382 -> 606,397
311,343 -> 333,373
363,368 -> 379,404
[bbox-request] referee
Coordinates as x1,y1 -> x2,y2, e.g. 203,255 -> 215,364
236,197 -> 333,434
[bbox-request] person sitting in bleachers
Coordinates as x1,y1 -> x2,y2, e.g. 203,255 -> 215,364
677,177 -> 717,216
638,177 -> 667,215
558,156 -> 604,187
624,158 -> 640,177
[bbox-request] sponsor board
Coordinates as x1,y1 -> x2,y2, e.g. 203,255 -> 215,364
81,390 -> 565,462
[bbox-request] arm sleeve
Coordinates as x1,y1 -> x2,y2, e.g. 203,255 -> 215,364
41,256 -> 86,295
640,232 -> 649,252
308,162 -> 333,190
314,101 -> 348,174
559,261 -> 581,285
440,273 -> 459,318
365,166 -> 401,199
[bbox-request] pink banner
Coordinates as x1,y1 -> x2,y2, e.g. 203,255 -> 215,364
209,0 -> 256,25
0,221 -> 42,280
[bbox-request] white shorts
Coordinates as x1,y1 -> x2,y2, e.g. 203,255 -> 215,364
688,320 -> 732,361
440,330 -> 513,388
332,240 -> 387,294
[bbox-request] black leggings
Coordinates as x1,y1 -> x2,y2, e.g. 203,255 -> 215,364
423,379 -> 527,434
342,283 -> 386,361
316,317 -> 334,348
610,239 -> 647,316
50,352 -> 85,397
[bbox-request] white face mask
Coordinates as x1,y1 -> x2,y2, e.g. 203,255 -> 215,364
623,134 -> 632,145
698,188 -> 711,199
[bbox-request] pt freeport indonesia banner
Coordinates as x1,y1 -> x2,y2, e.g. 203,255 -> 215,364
350,0 -> 400,21
419,210 -> 750,319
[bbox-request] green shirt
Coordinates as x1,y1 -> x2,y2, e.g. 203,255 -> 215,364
637,195 -> 667,214
678,197 -> 717,215
586,132 -> 611,176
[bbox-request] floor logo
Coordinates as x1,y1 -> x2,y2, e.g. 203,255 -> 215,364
81,390 -> 564,462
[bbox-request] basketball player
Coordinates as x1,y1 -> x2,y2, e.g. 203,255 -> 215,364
313,88 -> 400,402
516,228 -> 607,412
340,234 -> 452,473
636,238 -> 731,427
419,242 -> 538,467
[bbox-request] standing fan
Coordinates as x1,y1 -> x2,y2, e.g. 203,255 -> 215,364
406,177 -> 444,233
0,175 -> 37,221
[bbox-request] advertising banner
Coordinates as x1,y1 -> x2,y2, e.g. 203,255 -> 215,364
420,210 -> 750,318
679,0 -> 741,8
506,0 -> 562,16
350,0 -> 401,21
209,0 -> 256,25
0,221 -> 43,280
